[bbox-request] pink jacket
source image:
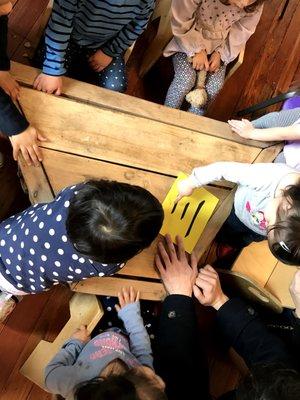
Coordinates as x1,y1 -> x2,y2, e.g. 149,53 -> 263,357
163,0 -> 263,64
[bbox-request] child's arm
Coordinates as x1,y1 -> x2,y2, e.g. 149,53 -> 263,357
170,0 -> 207,57
0,89 -> 46,166
217,5 -> 264,64
229,109 -> 300,141
33,0 -> 77,94
176,162 -> 296,202
44,325 -> 90,394
117,287 -> 154,368
100,0 -> 154,60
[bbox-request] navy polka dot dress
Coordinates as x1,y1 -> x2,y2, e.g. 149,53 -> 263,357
0,184 -> 124,294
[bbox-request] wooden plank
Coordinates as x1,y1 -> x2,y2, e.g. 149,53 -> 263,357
11,62 -> 275,149
253,143 -> 284,164
7,0 -> 50,58
12,0 -> 53,66
232,241 -> 277,287
265,262 -> 298,309
17,153 -> 54,204
18,88 -> 265,177
71,276 -> 166,301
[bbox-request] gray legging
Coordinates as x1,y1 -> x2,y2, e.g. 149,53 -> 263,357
164,52 -> 226,115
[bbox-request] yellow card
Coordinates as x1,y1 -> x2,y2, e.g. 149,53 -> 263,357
160,172 -> 219,253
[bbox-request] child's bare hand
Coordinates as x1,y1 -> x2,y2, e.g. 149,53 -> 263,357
10,125 -> 47,166
175,178 -> 196,203
71,324 -> 91,343
88,50 -> 113,72
192,50 -> 209,71
193,265 -> 229,310
0,71 -> 20,101
228,119 -> 255,139
209,51 -> 221,73
115,287 -> 140,312
33,73 -> 63,95
290,270 -> 300,318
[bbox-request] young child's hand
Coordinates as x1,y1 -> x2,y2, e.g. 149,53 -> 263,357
193,265 -> 229,310
290,270 -> 300,318
175,177 -> 196,203
10,125 -> 47,166
33,73 -> 63,95
115,286 -> 140,312
0,71 -> 20,101
192,50 -> 209,71
209,51 -> 221,73
228,119 -> 255,139
88,50 -> 113,72
71,324 -> 91,343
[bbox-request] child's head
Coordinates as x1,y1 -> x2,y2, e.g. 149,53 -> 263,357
221,0 -> 264,12
236,364 -> 300,400
75,365 -> 166,400
266,182 -> 300,265
66,180 -> 164,264
0,1 -> 12,16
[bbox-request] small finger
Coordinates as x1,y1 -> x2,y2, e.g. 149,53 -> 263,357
33,144 -> 43,163
135,290 -> 140,302
20,147 -> 32,166
122,287 -> 130,303
193,285 -> 205,303
115,304 -> 121,312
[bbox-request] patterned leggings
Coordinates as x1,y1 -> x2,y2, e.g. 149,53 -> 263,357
164,52 -> 226,115
35,40 -> 127,93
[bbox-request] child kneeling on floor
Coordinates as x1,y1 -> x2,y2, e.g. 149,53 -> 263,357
0,180 -> 163,321
176,162 -> 300,266
45,287 -> 166,400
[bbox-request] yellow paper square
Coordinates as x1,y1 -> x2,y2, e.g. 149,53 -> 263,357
160,172 -> 219,253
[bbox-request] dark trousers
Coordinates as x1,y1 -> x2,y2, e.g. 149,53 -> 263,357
217,207 -> 265,249
35,40 -> 127,93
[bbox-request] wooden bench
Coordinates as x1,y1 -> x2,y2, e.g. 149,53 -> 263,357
11,61 -> 282,301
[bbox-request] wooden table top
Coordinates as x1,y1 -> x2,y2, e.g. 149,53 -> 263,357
13,62 -> 283,300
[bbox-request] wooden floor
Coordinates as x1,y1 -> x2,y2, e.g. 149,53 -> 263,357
0,0 -> 251,398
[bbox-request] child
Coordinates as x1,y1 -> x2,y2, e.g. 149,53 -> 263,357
33,0 -> 155,95
176,162 -> 300,265
44,287 -> 166,400
228,107 -> 300,170
163,0 -> 265,115
0,0 -> 46,166
0,180 -> 163,321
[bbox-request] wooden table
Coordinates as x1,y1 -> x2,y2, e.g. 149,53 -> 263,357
11,62 -> 283,301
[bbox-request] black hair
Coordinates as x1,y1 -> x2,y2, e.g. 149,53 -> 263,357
236,363 -> 300,400
66,180 -> 164,264
267,183 -> 300,266
75,369 -> 167,400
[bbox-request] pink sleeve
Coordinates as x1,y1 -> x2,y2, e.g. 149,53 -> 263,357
171,0 -> 206,57
217,5 -> 264,64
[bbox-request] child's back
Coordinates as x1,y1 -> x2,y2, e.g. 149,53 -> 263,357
0,180 -> 163,295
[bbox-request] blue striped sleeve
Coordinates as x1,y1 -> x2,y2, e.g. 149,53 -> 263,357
43,0 -> 78,76
101,0 -> 154,57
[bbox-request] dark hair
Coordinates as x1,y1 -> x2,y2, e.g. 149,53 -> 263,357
75,369 -> 167,400
219,0 -> 265,13
267,183 -> 300,266
66,180 -> 164,264
236,364 -> 300,400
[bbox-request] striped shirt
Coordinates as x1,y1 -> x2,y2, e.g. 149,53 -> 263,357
43,0 -> 154,76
